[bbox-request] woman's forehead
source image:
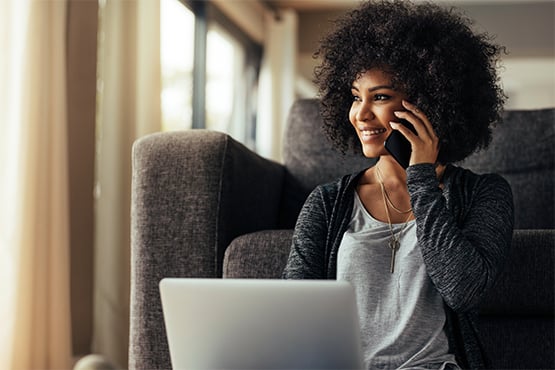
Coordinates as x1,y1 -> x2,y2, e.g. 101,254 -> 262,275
352,69 -> 394,87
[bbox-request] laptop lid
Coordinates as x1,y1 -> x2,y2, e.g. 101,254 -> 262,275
160,278 -> 363,370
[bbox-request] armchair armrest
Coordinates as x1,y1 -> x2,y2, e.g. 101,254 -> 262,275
129,130 -> 284,370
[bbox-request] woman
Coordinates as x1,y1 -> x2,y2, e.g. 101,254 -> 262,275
282,1 -> 514,369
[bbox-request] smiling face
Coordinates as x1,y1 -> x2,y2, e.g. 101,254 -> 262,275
349,69 -> 408,158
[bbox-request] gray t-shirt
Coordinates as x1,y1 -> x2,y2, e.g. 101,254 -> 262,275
337,191 -> 459,370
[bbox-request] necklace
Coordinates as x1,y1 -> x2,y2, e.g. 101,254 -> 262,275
375,165 -> 412,214
377,170 -> 413,273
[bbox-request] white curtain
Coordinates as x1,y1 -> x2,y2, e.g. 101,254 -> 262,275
0,0 -> 72,369
257,9 -> 298,162
94,0 -> 161,367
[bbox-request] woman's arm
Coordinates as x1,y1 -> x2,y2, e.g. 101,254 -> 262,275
407,164 -> 514,312
282,187 -> 331,279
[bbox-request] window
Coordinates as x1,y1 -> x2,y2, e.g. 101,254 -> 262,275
206,25 -> 239,136
160,0 -> 261,150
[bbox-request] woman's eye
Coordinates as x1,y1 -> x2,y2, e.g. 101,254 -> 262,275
352,95 -> 361,102
374,94 -> 391,101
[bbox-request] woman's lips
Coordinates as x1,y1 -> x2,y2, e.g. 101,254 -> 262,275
359,127 -> 387,141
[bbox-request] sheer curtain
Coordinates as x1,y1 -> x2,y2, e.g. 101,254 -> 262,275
0,0 -> 72,369
94,0 -> 162,367
256,9 -> 297,162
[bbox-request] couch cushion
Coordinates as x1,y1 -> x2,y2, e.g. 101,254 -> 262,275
460,108 -> 555,229
223,230 -> 293,279
226,230 -> 554,369
226,230 -> 553,314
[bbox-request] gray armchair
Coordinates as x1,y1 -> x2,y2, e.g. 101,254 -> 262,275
129,99 -> 554,369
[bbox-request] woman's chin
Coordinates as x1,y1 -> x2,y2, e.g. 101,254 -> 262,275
360,145 -> 385,159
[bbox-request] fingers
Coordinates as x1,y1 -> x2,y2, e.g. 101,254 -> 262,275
390,100 -> 440,165
400,100 -> 436,139
389,119 -> 416,139
390,101 -> 436,140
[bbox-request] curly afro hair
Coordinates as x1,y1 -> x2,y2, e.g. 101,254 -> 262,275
315,0 -> 506,164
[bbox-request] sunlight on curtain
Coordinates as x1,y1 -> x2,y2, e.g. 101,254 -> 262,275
0,0 -> 27,364
0,0 -> 72,369
95,0 -> 161,367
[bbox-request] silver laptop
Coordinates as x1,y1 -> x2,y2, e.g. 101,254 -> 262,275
160,278 -> 363,370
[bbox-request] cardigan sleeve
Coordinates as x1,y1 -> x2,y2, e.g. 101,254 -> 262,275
407,164 -> 514,312
282,186 -> 330,279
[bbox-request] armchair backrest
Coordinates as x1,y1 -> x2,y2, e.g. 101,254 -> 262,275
279,99 -> 375,227
281,99 -> 554,229
283,99 -> 374,193
459,108 -> 554,229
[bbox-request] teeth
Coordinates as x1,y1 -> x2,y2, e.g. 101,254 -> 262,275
361,128 -> 386,136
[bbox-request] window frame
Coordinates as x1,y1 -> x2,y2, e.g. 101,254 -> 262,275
179,0 -> 262,143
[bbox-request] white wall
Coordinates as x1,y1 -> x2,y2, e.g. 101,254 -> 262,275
501,57 -> 555,109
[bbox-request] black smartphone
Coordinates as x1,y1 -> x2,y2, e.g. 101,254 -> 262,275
384,118 -> 417,169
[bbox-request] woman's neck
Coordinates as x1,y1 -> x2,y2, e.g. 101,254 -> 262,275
361,157 -> 446,187
375,158 -> 407,185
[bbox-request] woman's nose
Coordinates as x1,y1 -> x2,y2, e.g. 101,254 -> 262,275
356,102 -> 374,122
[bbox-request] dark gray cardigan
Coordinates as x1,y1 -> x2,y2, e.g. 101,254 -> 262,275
283,163 -> 514,369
